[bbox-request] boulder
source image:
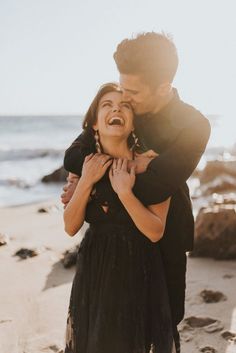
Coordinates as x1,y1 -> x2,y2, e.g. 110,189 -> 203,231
199,289 -> 227,303
190,204 -> 236,259
199,160 -> 236,184
41,166 -> 68,183
62,245 -> 80,268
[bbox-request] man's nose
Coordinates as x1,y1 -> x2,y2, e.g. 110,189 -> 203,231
122,90 -> 131,101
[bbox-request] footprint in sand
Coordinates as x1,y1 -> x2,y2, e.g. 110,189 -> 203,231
183,316 -> 223,333
199,346 -> 217,353
42,344 -> 62,352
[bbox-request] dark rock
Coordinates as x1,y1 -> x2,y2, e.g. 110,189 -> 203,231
0,319 -> 12,324
199,346 -> 217,353
0,233 -> 9,246
41,166 -> 68,183
38,207 -> 49,213
221,330 -> 236,343
38,205 -> 60,213
223,274 -> 234,279
14,248 -> 39,259
184,316 -> 217,328
200,289 -> 227,303
190,205 -> 236,259
62,245 -> 80,268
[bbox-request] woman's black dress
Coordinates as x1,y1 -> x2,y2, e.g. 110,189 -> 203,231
64,170 -> 174,353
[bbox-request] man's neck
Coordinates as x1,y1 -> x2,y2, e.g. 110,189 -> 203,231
152,89 -> 174,115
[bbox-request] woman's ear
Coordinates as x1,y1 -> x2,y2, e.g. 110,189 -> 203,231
92,122 -> 98,131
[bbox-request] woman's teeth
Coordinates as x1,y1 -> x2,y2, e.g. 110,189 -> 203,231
108,117 -> 124,126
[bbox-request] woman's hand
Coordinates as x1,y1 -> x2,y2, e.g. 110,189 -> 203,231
81,153 -> 112,186
109,158 -> 135,196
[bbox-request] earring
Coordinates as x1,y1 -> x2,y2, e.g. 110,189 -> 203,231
130,131 -> 140,151
94,130 -> 102,153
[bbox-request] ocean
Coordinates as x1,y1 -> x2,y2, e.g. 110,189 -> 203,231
0,115 -> 235,207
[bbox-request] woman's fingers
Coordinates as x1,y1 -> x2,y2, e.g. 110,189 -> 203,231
121,158 -> 128,171
117,158 -> 122,170
112,158 -> 117,170
130,165 -> 136,176
102,155 -> 113,167
109,167 -> 113,179
103,158 -> 113,170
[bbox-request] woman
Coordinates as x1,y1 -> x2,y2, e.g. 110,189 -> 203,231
64,83 -> 174,353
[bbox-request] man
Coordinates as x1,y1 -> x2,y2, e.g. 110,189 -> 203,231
62,32 -> 211,352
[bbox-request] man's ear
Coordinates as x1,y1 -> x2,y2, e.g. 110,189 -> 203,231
157,82 -> 172,97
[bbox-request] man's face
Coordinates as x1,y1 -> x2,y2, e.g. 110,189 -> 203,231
119,74 -> 158,115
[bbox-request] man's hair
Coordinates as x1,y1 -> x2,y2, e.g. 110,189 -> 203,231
113,32 -> 178,87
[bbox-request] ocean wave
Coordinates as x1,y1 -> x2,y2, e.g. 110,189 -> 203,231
0,148 -> 64,161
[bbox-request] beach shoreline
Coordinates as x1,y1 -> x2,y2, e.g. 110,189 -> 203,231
0,200 -> 236,353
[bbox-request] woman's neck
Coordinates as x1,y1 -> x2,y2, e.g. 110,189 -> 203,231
100,136 -> 132,159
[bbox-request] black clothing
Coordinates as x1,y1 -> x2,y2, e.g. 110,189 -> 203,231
64,172 -> 174,353
64,89 -> 211,328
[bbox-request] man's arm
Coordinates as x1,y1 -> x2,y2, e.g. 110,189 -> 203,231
63,132 -> 94,176
61,132 -> 93,207
133,114 -> 211,204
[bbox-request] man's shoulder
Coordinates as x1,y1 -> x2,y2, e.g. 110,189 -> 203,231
170,96 -> 210,131
66,130 -> 95,152
64,130 -> 95,174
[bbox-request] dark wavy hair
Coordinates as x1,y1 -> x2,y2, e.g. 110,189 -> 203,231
114,32 -> 178,88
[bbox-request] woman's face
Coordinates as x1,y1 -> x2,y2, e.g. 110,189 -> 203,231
93,91 -> 134,140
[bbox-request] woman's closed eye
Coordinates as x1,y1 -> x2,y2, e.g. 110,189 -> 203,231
121,102 -> 132,109
101,102 -> 112,108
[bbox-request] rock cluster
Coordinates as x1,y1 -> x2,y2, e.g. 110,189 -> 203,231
41,167 -> 68,183
191,159 -> 236,259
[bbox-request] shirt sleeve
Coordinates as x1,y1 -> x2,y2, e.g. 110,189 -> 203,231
133,113 -> 211,204
63,131 -> 95,176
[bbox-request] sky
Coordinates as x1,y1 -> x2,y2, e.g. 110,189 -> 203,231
0,0 -> 236,118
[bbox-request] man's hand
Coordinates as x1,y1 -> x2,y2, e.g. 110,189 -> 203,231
129,149 -> 159,174
61,173 -> 80,208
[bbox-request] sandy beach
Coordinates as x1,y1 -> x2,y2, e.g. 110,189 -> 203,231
0,200 -> 236,353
